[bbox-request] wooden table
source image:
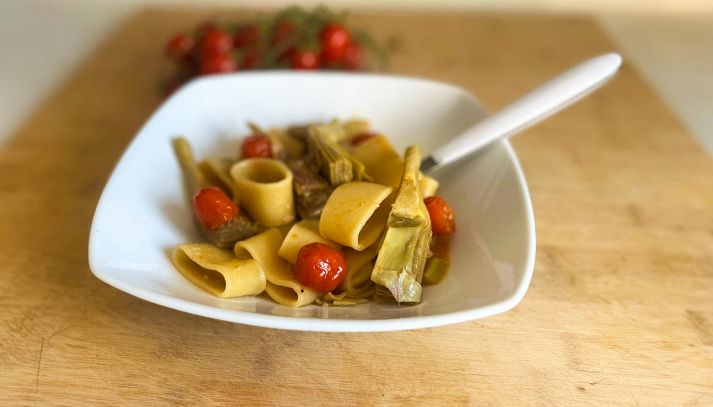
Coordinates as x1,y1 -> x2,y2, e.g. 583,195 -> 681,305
2,9 -> 712,405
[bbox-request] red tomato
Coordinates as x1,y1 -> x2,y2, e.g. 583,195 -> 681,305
241,48 -> 262,69
241,134 -> 272,158
234,24 -> 260,48
193,187 -> 239,230
350,132 -> 377,146
271,21 -> 296,60
271,20 -> 295,45
293,243 -> 347,293
200,28 -> 233,58
320,24 -> 351,64
343,42 -> 363,70
424,196 -> 456,236
290,50 -> 320,70
166,33 -> 193,60
195,20 -> 218,37
200,53 -> 235,75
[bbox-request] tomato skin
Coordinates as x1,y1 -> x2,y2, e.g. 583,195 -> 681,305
320,24 -> 351,64
293,243 -> 347,292
233,24 -> 260,48
200,53 -> 235,75
166,33 -> 194,60
271,20 -> 295,45
350,132 -> 377,146
200,28 -> 233,58
193,187 -> 239,230
290,50 -> 320,70
241,134 -> 272,158
241,48 -> 262,69
424,196 -> 456,235
343,42 -> 362,70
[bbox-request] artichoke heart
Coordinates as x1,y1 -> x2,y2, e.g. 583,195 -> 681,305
307,124 -> 371,186
371,145 -> 432,304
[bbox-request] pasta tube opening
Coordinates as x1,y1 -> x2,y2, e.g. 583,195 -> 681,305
230,159 -> 295,227
172,243 -> 266,298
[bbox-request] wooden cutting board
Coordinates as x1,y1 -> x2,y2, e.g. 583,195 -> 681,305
1,8 -> 712,405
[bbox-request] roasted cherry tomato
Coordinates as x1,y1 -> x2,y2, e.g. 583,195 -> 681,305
166,33 -> 194,60
193,187 -> 239,230
320,24 -> 351,64
234,24 -> 260,48
241,134 -> 272,158
343,42 -> 362,70
293,242 -> 347,292
424,196 -> 456,235
200,53 -> 235,75
200,28 -> 233,58
290,50 -> 320,70
350,132 -> 377,146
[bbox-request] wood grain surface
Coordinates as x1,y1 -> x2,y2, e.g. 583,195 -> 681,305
1,8 -> 712,406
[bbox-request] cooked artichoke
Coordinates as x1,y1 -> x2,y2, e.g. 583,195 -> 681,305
172,137 -> 260,248
307,124 -> 371,186
371,145 -> 432,304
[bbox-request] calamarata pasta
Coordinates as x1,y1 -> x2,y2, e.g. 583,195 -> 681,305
171,119 -> 457,307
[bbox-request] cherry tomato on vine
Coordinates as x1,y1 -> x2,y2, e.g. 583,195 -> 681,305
293,242 -> 347,292
234,24 -> 260,48
193,187 -> 239,230
290,50 -> 320,70
424,196 -> 456,236
241,48 -> 262,69
271,20 -> 295,45
200,53 -> 235,74
200,28 -> 233,58
343,42 -> 363,70
166,33 -> 193,60
320,24 -> 351,64
241,134 -> 272,158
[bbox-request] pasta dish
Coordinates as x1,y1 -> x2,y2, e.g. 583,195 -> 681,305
171,119 -> 455,307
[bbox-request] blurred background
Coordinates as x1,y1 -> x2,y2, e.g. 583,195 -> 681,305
1,0 -> 712,153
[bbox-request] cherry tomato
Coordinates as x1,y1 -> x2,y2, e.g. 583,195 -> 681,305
200,53 -> 235,75
234,24 -> 260,48
166,33 -> 193,60
290,50 -> 320,70
241,48 -> 262,69
424,196 -> 456,236
293,242 -> 347,292
350,132 -> 378,146
200,28 -> 233,58
271,20 -> 296,60
343,42 -> 363,70
320,24 -> 351,64
193,187 -> 239,230
271,20 -> 295,45
195,20 -> 218,37
241,134 -> 272,158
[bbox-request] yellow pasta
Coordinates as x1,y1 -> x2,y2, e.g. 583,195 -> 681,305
234,229 -> 319,307
339,247 -> 377,298
350,135 -> 403,189
350,135 -> 439,197
230,158 -> 295,227
319,182 -> 393,250
278,219 -> 341,264
172,243 -> 266,298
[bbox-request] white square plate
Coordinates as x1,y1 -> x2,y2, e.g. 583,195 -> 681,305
88,72 -> 536,332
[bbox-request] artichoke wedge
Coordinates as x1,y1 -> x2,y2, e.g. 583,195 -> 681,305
307,124 -> 371,186
371,145 -> 432,304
